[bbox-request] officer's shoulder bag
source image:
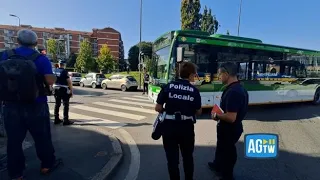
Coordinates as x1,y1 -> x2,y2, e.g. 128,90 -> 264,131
151,112 -> 166,140
0,49 -> 42,102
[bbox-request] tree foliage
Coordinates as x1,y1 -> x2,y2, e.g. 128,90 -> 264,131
96,44 -> 115,73
181,0 -> 219,34
47,39 -> 57,62
200,6 -> 219,34
181,0 -> 201,30
67,52 -> 77,68
75,39 -> 94,72
127,41 -> 153,71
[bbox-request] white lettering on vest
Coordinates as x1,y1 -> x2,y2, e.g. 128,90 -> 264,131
169,83 -> 194,92
168,92 -> 194,101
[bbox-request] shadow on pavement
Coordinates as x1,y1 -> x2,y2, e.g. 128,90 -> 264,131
73,88 -> 105,97
0,124 -> 114,180
138,140 -> 320,180
198,102 -> 319,121
2,124 -> 320,180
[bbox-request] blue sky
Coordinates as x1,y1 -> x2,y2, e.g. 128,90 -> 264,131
1,0 -> 319,58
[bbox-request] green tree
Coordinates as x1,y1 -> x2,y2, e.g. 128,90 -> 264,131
47,39 -> 58,62
96,44 -> 115,73
67,52 -> 77,68
128,41 -> 153,71
200,7 -> 219,34
181,0 -> 201,30
75,39 -> 94,72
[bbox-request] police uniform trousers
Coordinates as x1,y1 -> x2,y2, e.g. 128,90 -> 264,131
161,119 -> 195,180
214,128 -> 242,179
54,88 -> 70,121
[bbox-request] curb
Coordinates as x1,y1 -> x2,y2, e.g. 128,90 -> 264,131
89,127 -> 123,180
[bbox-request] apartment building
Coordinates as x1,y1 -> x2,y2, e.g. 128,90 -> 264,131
0,24 -> 124,61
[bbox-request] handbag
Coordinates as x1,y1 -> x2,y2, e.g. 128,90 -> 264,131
151,112 -> 166,140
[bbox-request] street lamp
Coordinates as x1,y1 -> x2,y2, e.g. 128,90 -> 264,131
9,14 -> 20,26
138,0 -> 143,89
237,0 -> 243,36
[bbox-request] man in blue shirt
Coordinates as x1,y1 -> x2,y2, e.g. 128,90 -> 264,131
1,29 -> 61,179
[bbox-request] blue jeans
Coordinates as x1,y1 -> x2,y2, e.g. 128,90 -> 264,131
3,102 -> 56,178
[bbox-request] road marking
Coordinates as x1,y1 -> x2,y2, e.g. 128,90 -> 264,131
133,95 -> 149,99
72,105 -> 146,121
109,99 -> 154,108
93,102 -> 156,114
119,129 -> 140,180
50,110 -> 126,129
122,97 -> 151,102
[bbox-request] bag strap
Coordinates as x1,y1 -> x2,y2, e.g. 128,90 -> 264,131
27,52 -> 42,62
6,49 -> 16,58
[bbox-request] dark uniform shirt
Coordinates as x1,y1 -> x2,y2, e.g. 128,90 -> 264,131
54,68 -> 69,86
144,73 -> 150,83
156,79 -> 201,116
218,81 -> 249,134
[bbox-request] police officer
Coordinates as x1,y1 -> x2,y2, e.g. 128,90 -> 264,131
53,60 -> 74,125
142,67 -> 150,95
208,62 -> 249,180
155,61 -> 202,180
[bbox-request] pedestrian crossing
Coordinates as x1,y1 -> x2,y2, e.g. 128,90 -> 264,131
49,95 -> 156,129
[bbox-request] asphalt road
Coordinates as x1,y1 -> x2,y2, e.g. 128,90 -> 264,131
50,87 -> 320,180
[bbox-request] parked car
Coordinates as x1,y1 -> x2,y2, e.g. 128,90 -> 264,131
79,73 -> 106,88
101,74 -> 138,91
68,72 -> 82,85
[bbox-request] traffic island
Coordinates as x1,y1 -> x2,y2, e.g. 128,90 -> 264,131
0,123 -> 123,180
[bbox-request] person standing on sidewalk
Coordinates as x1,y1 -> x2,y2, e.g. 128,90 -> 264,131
155,62 -> 202,180
53,60 -> 74,126
142,67 -> 149,95
0,29 -> 62,180
208,62 -> 249,180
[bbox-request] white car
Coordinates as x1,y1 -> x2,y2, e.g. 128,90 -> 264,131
68,72 -> 82,85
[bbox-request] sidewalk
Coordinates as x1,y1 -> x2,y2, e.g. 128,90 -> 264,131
0,122 -> 122,180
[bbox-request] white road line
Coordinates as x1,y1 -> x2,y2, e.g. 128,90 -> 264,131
93,102 -> 156,114
72,105 -> 146,121
119,129 -> 140,180
109,99 -> 154,108
132,95 -> 149,99
49,110 -> 126,129
122,97 -> 151,102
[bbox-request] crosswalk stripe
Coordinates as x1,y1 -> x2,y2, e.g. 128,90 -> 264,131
122,97 -> 151,102
72,105 -> 146,121
50,110 -> 126,129
132,95 -> 149,99
109,99 -> 154,108
93,102 -> 156,114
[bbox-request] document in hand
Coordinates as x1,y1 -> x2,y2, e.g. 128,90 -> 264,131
211,104 -> 224,115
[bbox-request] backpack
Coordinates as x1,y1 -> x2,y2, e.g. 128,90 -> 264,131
0,49 -> 42,102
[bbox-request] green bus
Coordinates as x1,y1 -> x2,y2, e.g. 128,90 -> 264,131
148,30 -> 320,107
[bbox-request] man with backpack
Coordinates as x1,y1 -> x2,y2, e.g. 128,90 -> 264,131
0,29 -> 62,180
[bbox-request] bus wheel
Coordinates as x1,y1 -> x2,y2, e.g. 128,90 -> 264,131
313,88 -> 320,105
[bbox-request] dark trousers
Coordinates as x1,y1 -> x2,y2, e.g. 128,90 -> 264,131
214,130 -> 242,180
143,83 -> 148,93
54,89 -> 70,121
162,120 -> 195,180
3,102 -> 56,178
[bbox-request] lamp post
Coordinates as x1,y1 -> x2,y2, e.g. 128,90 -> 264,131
9,14 -> 20,26
138,0 -> 143,89
237,0 -> 243,36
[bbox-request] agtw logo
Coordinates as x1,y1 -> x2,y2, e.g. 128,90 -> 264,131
245,133 -> 279,159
